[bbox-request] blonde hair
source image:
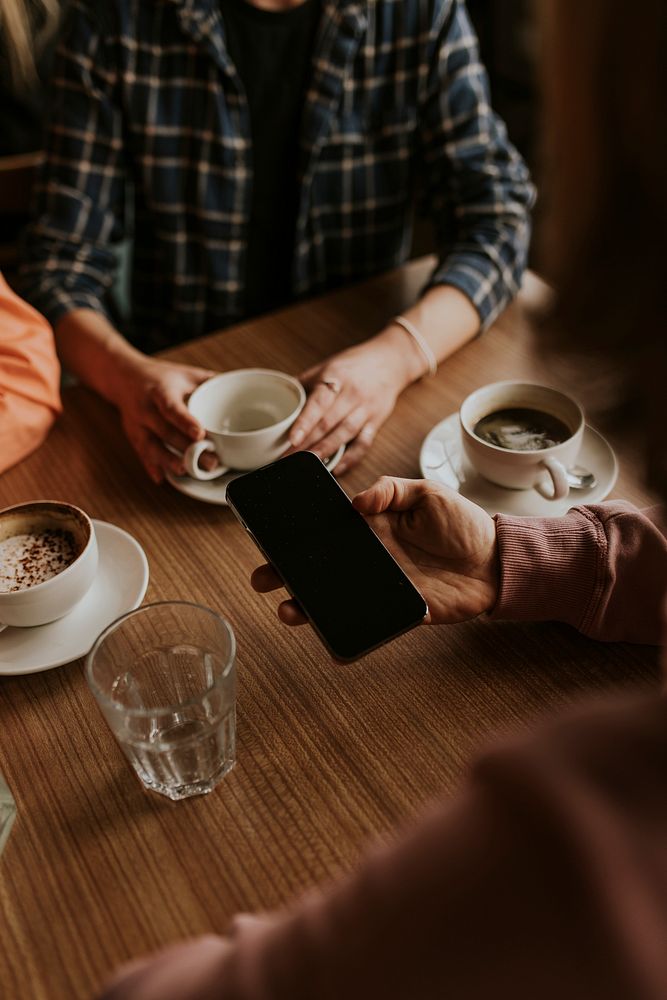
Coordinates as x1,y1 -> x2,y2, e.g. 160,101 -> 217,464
1,0 -> 60,88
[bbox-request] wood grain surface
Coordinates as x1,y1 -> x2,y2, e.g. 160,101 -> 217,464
0,258 -> 660,999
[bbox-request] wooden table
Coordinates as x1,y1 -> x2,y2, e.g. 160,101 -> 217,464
0,258 -> 659,998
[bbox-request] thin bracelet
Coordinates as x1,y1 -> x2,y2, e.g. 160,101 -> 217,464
392,314 -> 438,377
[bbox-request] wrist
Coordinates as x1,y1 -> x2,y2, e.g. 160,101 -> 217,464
104,348 -> 153,409
374,323 -> 428,390
391,315 -> 438,377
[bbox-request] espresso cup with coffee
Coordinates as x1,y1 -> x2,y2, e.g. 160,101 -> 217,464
0,501 -> 98,628
183,369 -> 306,481
460,382 -> 586,500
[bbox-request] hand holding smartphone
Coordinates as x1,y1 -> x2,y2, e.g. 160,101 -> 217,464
226,452 -> 428,662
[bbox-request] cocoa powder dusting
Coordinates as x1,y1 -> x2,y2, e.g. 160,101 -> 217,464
0,530 -> 78,593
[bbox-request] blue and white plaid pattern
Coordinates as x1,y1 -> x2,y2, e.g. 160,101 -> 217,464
20,0 -> 534,352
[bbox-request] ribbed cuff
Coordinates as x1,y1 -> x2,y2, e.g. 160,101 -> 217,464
489,509 -> 606,630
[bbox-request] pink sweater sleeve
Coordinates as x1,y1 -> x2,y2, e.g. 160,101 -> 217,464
100,693 -> 667,1000
490,502 -> 667,644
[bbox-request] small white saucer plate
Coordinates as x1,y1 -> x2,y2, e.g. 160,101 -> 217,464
419,414 -> 618,517
0,521 -> 149,676
166,444 -> 346,505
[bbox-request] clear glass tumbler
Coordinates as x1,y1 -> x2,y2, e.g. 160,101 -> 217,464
0,771 -> 16,855
86,602 -> 236,800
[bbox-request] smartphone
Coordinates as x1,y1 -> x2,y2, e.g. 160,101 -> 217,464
226,451 -> 428,663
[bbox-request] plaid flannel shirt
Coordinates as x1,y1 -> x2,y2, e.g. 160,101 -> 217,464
19,0 -> 534,353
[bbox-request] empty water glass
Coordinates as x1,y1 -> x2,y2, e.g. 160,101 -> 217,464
86,602 -> 236,800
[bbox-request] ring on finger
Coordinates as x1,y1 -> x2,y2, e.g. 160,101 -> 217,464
317,378 -> 342,395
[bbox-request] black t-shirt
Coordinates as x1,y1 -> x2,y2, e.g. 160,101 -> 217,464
221,0 -> 321,317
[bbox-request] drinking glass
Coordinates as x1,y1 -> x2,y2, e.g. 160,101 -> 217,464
86,602 -> 236,800
0,771 -> 16,855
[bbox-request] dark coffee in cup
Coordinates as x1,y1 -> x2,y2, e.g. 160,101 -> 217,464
461,382 -> 586,500
473,407 -> 572,452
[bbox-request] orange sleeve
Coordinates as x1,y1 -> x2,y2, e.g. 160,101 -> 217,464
0,272 -> 62,474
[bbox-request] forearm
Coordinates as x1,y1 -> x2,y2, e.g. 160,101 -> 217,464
371,284 -> 479,392
55,309 -> 146,408
54,310 -> 215,483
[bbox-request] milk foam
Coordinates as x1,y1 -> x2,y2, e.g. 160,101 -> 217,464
0,530 -> 77,593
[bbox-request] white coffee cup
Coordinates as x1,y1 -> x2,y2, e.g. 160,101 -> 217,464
0,501 -> 98,628
183,369 -> 306,481
460,381 -> 585,500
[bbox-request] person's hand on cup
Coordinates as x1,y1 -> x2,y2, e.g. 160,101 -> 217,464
251,476 -> 499,627
183,370 -> 306,480
287,334 -> 423,475
109,355 -> 218,483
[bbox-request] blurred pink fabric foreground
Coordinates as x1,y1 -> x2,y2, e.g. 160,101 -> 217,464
0,273 -> 61,474
102,503 -> 667,1000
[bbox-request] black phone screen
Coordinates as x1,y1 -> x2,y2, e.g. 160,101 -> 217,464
226,452 -> 428,662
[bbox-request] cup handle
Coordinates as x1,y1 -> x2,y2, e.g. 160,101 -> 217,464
536,456 -> 569,500
183,440 -> 228,481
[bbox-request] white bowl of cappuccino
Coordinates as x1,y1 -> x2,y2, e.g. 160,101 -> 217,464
0,501 -> 98,628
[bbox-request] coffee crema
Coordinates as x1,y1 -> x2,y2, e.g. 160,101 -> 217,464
0,529 -> 77,593
473,407 -> 572,452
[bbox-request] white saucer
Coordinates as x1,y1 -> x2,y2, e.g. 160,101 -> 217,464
0,521 -> 149,675
419,414 -> 618,517
166,445 -> 346,505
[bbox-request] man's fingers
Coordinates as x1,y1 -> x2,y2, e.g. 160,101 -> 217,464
277,599 -> 308,626
250,564 -> 283,593
353,476 -> 430,515
352,476 -> 398,514
251,567 -> 308,624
